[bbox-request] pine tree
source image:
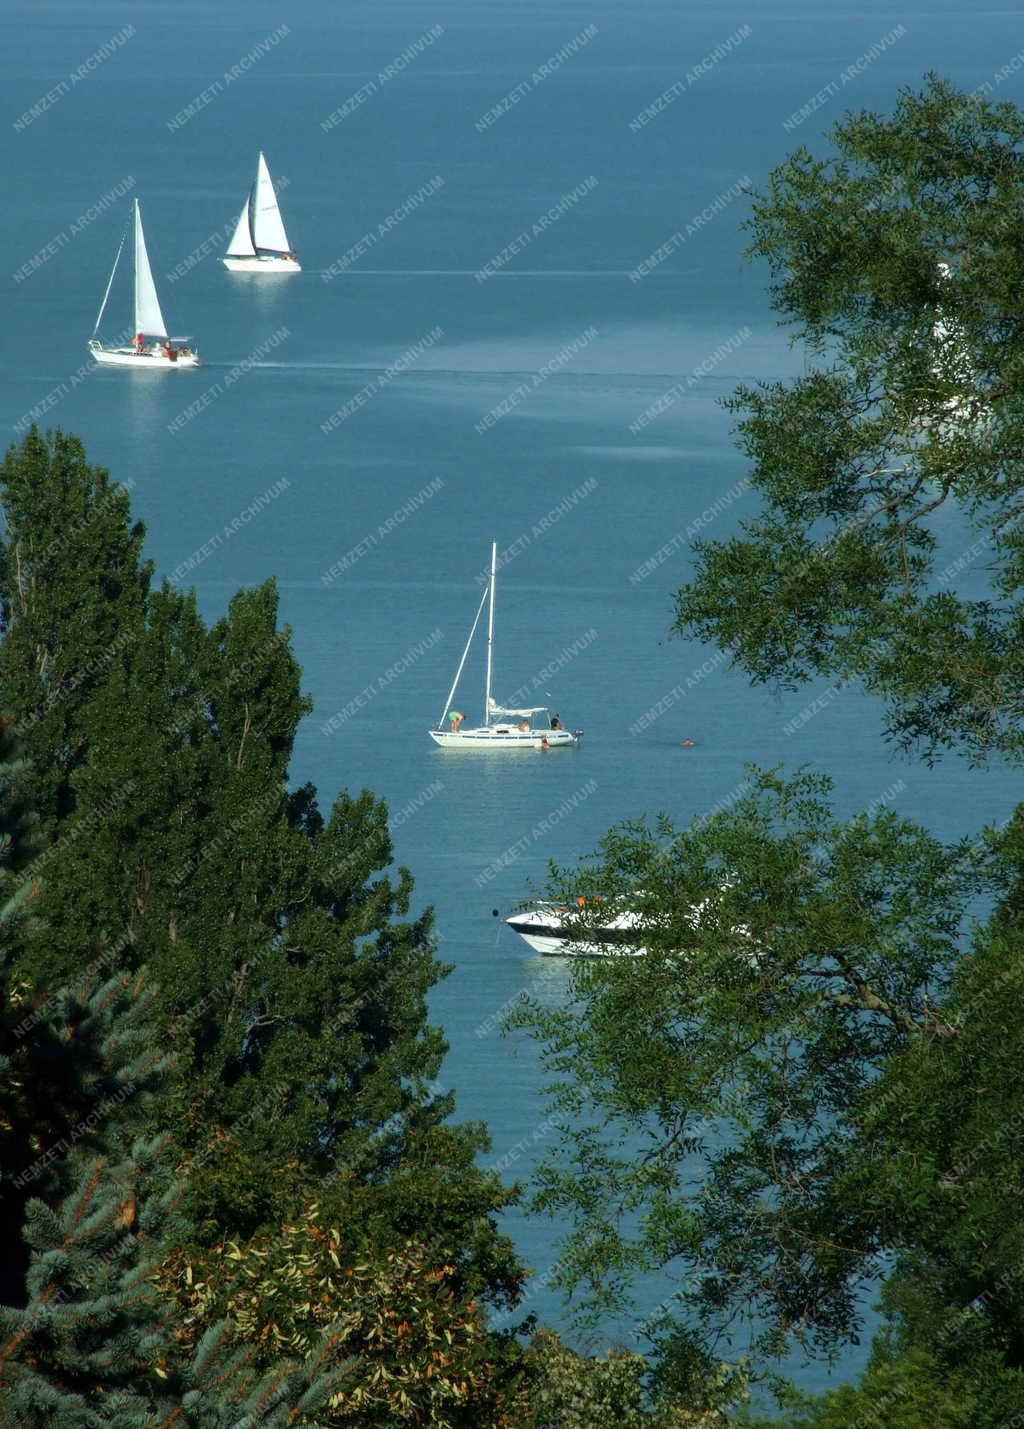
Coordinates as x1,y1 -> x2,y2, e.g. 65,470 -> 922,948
0,972 -> 346,1426
0,714 -> 41,930
0,730 -> 344,1424
0,427 -> 518,1314
0,717 -> 78,1306
0,428 -> 149,836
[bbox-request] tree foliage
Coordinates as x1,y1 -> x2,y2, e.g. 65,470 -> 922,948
675,76 -> 1024,764
0,966 -> 345,1426
516,1329 -> 736,1427
0,427 -> 518,1311
518,769 -> 989,1369
520,77 -> 1024,1425
163,1199 -> 525,1426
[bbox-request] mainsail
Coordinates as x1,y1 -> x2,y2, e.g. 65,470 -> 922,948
226,198 -> 256,258
252,152 -> 291,254
133,200 -> 168,338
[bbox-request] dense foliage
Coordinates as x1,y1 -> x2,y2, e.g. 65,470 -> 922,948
163,1204 -> 522,1425
0,429 -> 727,1423
0,428 -> 517,1304
0,734 -> 342,1423
676,76 -> 1024,766
0,428 -> 515,1420
520,76 -> 1024,1426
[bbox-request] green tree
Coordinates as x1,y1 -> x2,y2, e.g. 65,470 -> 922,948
0,427 -> 518,1319
675,75 -> 1024,766
0,736 -> 340,1422
517,771 -> 981,1373
0,969 -> 345,1426
0,428 -> 148,833
518,76 -> 1024,1420
517,1329 -> 739,1427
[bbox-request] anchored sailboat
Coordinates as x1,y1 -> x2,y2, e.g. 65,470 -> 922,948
89,199 -> 199,368
429,542 -> 582,749
223,153 -> 300,272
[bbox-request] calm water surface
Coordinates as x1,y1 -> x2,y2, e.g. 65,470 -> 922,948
2,0 -> 1021,1393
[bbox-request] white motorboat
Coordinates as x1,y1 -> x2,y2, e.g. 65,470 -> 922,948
505,900 -> 646,956
505,889 -> 749,958
223,152 -> 300,272
88,199 -> 199,368
429,542 -> 582,750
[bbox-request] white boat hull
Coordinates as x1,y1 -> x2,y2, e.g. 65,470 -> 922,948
89,344 -> 199,369
506,896 -> 750,960
506,908 -> 645,957
222,255 -> 301,273
429,725 -> 578,749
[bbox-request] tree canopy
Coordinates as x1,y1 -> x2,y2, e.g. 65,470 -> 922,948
520,77 -> 1024,1424
676,75 -> 1024,765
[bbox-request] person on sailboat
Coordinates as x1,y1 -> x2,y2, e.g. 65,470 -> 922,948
135,332 -> 145,355
550,713 -> 562,730
448,710 -> 464,734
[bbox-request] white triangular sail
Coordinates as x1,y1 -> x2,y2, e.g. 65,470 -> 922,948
133,201 -> 168,338
252,152 -> 291,254
226,196 -> 256,258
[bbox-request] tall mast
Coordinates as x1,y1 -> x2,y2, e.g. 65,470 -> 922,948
483,541 -> 496,725
131,199 -> 139,333
132,197 -> 143,332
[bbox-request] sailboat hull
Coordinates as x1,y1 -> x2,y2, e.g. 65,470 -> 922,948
429,727 -> 578,749
222,255 -> 301,273
89,344 -> 199,369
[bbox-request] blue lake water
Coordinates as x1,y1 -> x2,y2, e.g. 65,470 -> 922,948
3,0 -> 1022,1397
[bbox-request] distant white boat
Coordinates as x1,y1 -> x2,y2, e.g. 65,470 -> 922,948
88,199 -> 199,368
429,542 -> 582,750
223,152 -> 300,272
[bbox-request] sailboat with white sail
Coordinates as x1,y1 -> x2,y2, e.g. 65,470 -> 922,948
89,199 -> 199,368
223,153 -> 300,272
429,542 -> 582,749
